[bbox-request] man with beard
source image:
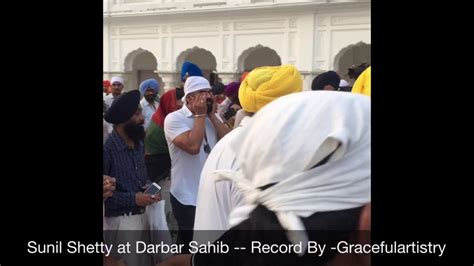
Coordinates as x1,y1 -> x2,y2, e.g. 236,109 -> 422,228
164,76 -> 230,251
139,78 -> 160,130
103,90 -> 160,266
104,77 -> 125,109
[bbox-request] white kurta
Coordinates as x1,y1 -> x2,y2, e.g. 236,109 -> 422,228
193,119 -> 251,242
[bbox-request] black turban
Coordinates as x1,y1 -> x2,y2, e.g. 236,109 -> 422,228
311,71 -> 341,91
104,90 -> 140,124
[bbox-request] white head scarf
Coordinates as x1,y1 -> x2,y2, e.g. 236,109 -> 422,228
110,76 -> 124,85
339,79 -> 350,87
214,91 -> 371,254
182,76 -> 211,102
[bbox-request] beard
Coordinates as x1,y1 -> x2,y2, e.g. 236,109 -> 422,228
145,93 -> 157,102
124,121 -> 145,143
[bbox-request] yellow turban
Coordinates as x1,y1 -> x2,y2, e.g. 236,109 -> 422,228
351,67 -> 371,96
238,65 -> 303,113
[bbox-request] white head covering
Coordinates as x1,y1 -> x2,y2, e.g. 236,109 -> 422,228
110,76 -> 124,85
339,79 -> 350,87
214,91 -> 371,254
182,76 -> 211,102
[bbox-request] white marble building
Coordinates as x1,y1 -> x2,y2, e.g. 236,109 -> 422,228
103,0 -> 370,93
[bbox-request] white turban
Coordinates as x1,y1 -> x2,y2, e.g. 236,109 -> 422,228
110,76 -> 124,85
214,91 -> 371,254
182,76 -> 211,101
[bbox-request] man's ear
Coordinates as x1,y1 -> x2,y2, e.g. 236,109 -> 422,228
186,94 -> 194,105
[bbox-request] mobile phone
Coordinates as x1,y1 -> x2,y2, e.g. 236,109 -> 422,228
143,182 -> 162,195
206,98 -> 214,114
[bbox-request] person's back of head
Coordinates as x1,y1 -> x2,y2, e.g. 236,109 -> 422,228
224,82 -> 240,99
175,87 -> 184,100
227,91 -> 370,188
311,71 -> 340,91
238,64 -> 303,114
351,66 -> 371,97
211,82 -> 225,96
209,71 -> 220,87
348,62 -> 370,80
211,91 -> 371,265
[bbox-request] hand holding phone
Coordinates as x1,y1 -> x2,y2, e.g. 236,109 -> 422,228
143,182 -> 162,196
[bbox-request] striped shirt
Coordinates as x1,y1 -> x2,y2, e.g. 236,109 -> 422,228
103,130 -> 149,217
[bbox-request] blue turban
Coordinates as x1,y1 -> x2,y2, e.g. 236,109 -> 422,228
139,79 -> 159,95
180,61 -> 203,81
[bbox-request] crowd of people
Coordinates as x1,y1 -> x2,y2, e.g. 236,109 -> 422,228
102,61 -> 371,266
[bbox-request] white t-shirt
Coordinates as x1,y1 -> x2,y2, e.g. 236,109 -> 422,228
104,94 -> 116,109
164,105 -> 218,206
103,119 -> 113,144
140,98 -> 159,130
193,117 -> 250,242
217,97 -> 231,118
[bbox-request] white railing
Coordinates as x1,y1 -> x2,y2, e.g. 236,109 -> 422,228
104,0 -> 368,15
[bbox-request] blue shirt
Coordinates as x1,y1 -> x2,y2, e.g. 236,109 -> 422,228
103,130 -> 149,217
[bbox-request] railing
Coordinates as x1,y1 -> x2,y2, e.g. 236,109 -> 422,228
104,0 -> 368,15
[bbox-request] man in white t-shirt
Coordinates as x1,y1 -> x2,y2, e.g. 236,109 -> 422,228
104,77 -> 124,109
164,76 -> 230,250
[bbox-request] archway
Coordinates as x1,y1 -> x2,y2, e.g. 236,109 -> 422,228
176,47 -> 217,81
334,42 -> 371,82
124,48 -> 165,95
237,45 -> 281,72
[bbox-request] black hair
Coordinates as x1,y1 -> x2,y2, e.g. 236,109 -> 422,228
175,87 -> 184,100
311,71 -> 341,91
209,72 -> 219,86
212,82 -> 225,95
348,62 -> 370,80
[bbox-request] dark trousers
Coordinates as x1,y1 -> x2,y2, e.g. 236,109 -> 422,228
145,154 -> 171,183
170,193 -> 195,253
